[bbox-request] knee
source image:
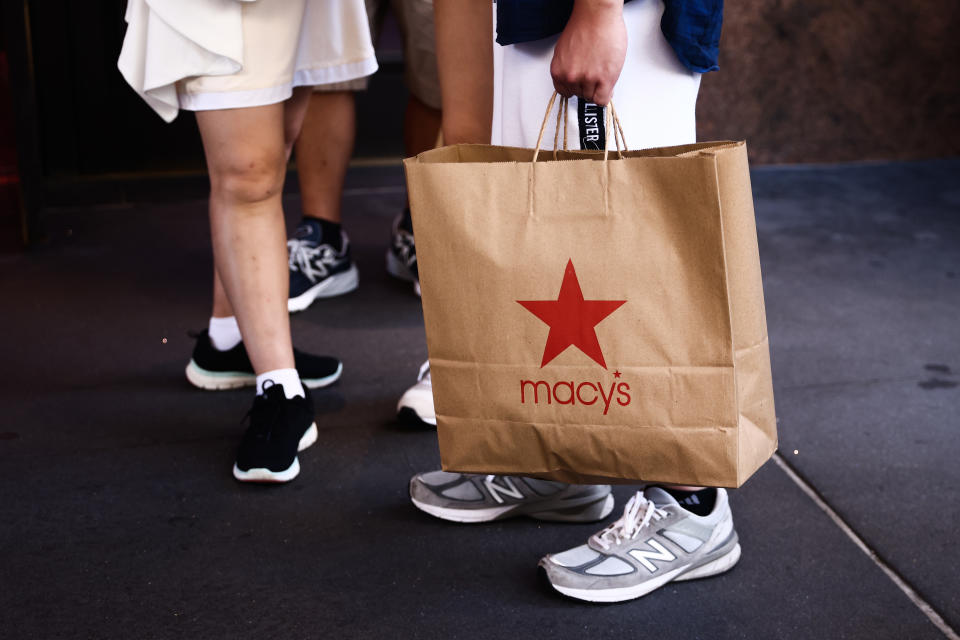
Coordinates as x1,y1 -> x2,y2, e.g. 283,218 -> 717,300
209,150 -> 286,205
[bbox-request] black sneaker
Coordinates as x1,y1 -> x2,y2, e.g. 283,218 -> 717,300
386,208 -> 420,297
233,383 -> 317,483
185,330 -> 343,391
288,218 -> 359,313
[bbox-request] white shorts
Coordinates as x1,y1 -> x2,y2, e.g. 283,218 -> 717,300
317,0 -> 441,110
492,0 -> 701,150
119,0 -> 378,122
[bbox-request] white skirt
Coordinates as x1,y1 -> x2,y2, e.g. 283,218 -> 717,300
118,0 -> 378,122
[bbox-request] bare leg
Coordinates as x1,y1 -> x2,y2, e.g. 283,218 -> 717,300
198,90 -> 311,373
294,90 -> 356,224
434,0 -> 493,145
293,90 -> 438,223
211,271 -> 233,318
200,103 -> 292,372
283,87 -> 313,161
404,94 -> 442,157
210,88 -> 312,322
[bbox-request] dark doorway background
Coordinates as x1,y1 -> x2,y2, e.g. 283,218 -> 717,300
31,3 -> 206,177
28,2 -> 407,178
2,0 -> 408,232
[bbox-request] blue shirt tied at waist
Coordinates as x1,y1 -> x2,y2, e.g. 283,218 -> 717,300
496,0 -> 723,74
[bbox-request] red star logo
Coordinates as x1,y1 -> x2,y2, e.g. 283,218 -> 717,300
517,260 -> 626,369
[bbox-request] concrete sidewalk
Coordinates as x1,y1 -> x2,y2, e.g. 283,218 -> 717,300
1,159 -> 957,639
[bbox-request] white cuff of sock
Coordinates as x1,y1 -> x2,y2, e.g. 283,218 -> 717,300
256,368 -> 305,399
208,316 -> 242,351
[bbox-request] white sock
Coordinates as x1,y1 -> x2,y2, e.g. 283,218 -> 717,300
208,316 -> 242,351
256,368 -> 305,400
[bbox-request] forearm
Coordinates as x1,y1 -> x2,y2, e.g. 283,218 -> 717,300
434,0 -> 493,145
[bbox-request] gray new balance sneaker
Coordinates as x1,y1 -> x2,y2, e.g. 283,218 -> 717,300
409,472 -> 614,524
539,487 -> 740,603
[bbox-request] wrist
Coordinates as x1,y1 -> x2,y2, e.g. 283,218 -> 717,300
572,0 -> 623,15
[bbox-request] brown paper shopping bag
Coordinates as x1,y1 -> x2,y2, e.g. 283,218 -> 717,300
403,95 -> 777,487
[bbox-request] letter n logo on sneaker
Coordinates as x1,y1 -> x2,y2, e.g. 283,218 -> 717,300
484,476 -> 524,504
517,260 -> 626,369
628,539 -> 676,573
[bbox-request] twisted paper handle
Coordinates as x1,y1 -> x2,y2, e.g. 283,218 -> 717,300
533,91 -> 628,162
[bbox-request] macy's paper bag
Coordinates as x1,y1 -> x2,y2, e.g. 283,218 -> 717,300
403,103 -> 777,487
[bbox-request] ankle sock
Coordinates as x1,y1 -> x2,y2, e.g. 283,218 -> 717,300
208,316 -> 242,351
660,487 -> 717,517
256,368 -> 305,399
304,217 -> 342,251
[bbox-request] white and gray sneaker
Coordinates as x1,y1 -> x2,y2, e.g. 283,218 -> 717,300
397,361 -> 435,426
409,471 -> 615,523
386,209 -> 420,297
287,219 -> 359,313
539,487 -> 740,603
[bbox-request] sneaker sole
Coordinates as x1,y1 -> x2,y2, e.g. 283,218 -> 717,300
232,422 -> 318,483
674,542 -> 742,581
185,361 -> 342,391
545,542 -> 741,603
397,406 -> 436,427
386,251 -> 420,297
288,264 -> 359,313
302,362 -> 343,390
410,492 -> 614,524
185,361 -> 250,390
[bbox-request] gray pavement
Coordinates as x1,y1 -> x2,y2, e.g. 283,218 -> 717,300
0,159 -> 957,639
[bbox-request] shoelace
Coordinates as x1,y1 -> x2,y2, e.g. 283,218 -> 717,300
244,382 -> 285,442
591,491 -> 668,551
392,228 -> 416,267
288,238 -> 341,283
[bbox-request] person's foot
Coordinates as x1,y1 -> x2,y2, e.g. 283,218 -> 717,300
397,361 -> 435,426
409,472 -> 614,523
185,330 -> 342,390
233,383 -> 317,483
288,218 -> 359,313
386,209 -> 420,296
539,487 -> 740,603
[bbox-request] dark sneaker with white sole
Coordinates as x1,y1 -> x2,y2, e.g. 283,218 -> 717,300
539,487 -> 740,603
386,209 -> 420,297
409,471 -> 614,523
185,330 -> 342,390
233,383 -> 317,483
288,218 -> 359,312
